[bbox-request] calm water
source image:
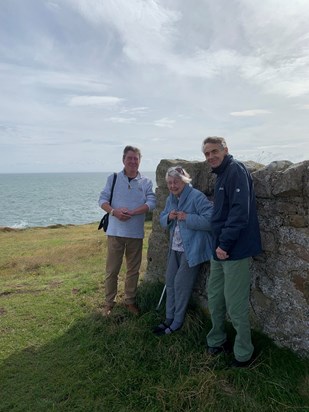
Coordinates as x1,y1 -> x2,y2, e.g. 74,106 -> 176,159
0,172 -> 156,228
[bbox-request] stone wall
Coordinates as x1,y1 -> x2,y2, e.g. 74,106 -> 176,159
145,159 -> 309,356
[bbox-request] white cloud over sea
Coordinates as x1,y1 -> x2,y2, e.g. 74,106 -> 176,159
0,0 -> 308,172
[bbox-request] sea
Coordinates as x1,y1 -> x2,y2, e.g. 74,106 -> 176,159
0,172 -> 156,229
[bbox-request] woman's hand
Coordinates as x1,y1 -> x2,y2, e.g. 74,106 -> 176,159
176,211 -> 187,221
168,210 -> 178,220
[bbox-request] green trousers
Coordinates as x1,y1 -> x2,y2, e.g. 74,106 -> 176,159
206,258 -> 254,362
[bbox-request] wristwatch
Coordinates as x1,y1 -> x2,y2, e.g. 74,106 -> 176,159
110,209 -> 114,216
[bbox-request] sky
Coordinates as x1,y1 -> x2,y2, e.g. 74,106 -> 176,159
0,0 -> 309,173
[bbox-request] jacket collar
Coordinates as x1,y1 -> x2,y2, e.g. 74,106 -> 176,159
212,154 -> 233,175
171,184 -> 192,208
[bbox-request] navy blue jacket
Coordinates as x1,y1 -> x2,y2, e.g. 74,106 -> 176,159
211,154 -> 262,260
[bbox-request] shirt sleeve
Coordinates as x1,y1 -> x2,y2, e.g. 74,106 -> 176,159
144,179 -> 156,211
98,174 -> 115,208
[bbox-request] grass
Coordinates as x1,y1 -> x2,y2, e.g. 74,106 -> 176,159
0,222 -> 308,412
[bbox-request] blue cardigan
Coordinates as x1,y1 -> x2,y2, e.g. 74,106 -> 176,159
160,184 -> 213,267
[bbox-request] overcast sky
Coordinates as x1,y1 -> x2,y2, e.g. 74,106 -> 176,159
1,0 -> 309,173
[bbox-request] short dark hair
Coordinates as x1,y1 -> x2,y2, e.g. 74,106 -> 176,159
122,145 -> 141,161
201,136 -> 227,153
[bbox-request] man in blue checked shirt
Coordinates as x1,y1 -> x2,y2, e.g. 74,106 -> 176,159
99,145 -> 156,316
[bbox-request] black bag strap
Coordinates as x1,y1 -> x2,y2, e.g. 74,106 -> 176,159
97,173 -> 117,231
109,172 -> 117,205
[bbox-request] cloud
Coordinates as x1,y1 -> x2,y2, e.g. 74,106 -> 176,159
25,71 -> 109,93
257,143 -> 303,150
68,95 -> 124,107
69,0 -> 242,79
70,0 -> 180,61
106,117 -> 137,124
153,117 -> 175,128
120,106 -> 149,115
237,1 -> 309,97
68,0 -> 309,98
230,110 -> 271,117
1,0 -> 309,173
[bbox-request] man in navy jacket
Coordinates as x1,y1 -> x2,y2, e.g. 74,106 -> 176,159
202,136 -> 262,367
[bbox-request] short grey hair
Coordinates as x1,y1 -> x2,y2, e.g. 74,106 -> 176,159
201,136 -> 227,153
165,166 -> 192,184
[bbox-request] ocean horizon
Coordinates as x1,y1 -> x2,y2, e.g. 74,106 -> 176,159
0,171 -> 156,229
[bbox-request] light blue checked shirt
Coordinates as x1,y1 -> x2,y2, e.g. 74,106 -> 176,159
98,170 -> 156,239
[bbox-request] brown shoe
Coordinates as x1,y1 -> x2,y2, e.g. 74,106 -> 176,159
102,305 -> 113,317
125,304 -> 139,315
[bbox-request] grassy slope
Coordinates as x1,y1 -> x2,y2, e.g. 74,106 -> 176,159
0,223 -> 308,412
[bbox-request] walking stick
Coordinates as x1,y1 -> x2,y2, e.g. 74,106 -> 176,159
156,284 -> 166,311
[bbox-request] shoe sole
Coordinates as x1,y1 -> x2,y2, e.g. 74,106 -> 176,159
207,343 -> 232,356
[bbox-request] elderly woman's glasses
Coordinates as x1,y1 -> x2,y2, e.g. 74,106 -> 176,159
175,167 -> 184,175
167,166 -> 184,175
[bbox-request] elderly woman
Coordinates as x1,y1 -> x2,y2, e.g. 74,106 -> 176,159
154,166 -> 213,335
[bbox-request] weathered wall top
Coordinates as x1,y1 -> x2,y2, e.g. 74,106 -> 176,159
146,159 -> 309,356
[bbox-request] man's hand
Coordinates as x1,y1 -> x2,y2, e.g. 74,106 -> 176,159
114,208 -> 131,221
216,247 -> 229,260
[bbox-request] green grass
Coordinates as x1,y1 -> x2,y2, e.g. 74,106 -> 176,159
0,223 -> 308,411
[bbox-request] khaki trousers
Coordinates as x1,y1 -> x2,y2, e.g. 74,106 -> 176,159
105,236 -> 143,306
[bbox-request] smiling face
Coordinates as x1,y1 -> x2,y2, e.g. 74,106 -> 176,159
203,142 -> 228,169
166,176 -> 186,196
123,150 -> 140,178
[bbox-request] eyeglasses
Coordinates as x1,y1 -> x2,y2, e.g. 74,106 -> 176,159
175,167 -> 184,175
167,166 -> 184,175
